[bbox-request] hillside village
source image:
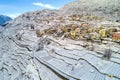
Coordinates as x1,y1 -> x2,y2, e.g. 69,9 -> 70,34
0,0 -> 120,80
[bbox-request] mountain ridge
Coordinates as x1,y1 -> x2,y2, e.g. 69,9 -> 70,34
60,0 -> 120,22
0,15 -> 12,26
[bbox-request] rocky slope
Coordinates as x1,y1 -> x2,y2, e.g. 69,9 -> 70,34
0,0 -> 120,80
61,0 -> 120,22
0,15 -> 12,26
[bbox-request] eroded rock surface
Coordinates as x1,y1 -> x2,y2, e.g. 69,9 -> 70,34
0,0 -> 120,80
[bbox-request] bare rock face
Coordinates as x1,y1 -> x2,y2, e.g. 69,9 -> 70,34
0,24 -> 62,80
0,9 -> 64,80
0,1 -> 120,80
61,0 -> 120,22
